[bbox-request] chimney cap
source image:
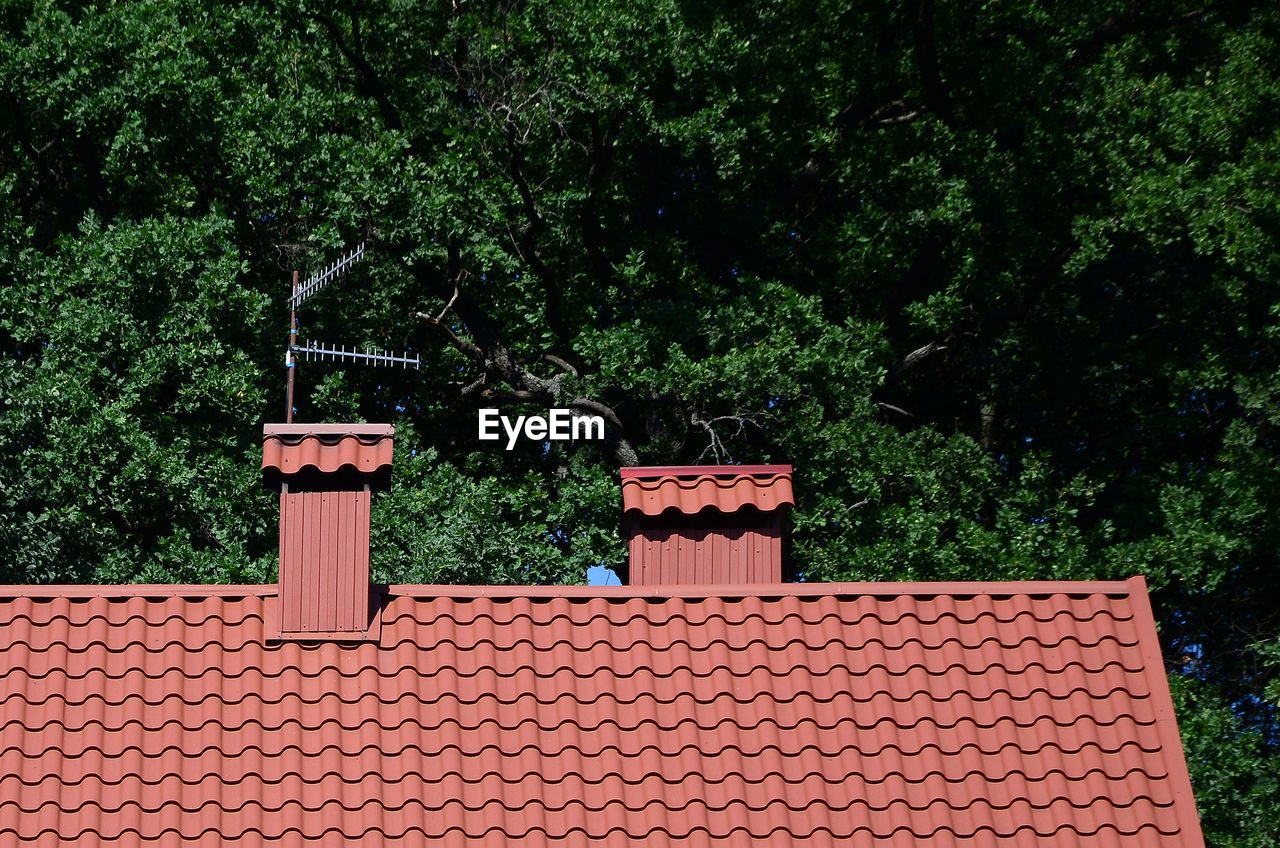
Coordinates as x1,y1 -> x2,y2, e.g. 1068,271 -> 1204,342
262,423 -> 394,491
620,464 -> 794,517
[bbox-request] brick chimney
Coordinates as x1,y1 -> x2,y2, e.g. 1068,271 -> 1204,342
262,424 -> 393,637
620,465 -> 794,585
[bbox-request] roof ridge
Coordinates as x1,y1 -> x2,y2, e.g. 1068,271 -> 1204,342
0,585 -> 276,599
0,579 -> 1135,600
383,581 -> 1135,598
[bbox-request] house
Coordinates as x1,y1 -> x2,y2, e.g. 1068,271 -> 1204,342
0,424 -> 1206,845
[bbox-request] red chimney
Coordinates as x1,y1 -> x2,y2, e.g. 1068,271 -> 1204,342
620,465 -> 794,585
262,424 -> 393,637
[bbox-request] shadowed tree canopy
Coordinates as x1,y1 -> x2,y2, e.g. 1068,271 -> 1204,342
2,1 -> 1279,840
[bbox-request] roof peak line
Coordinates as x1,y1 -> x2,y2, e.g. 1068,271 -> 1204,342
0,578 -> 1142,601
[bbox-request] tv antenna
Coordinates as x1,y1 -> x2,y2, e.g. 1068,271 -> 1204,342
284,242 -> 420,422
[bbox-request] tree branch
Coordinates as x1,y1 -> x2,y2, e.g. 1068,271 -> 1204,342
1068,4 -> 1220,69
876,401 -> 918,421
401,236 -> 639,466
503,122 -> 571,343
413,309 -> 485,363
878,226 -> 952,334
887,242 -> 1074,386
688,413 -> 761,464
568,396 -> 623,432
882,340 -> 949,387
910,0 -> 954,127
578,112 -> 623,293
691,413 -> 730,464
311,12 -> 404,130
873,109 -> 925,128
540,353 -> 579,377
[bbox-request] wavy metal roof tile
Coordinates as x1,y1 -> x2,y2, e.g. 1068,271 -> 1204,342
620,465 -> 794,516
261,424 -> 393,478
0,578 -> 1203,847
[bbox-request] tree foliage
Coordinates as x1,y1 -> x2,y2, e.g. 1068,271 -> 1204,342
2,1 -> 1279,839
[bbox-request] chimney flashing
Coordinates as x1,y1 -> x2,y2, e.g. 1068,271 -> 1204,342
264,587 -> 385,642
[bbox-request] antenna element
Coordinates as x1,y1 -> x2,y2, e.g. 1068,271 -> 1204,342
284,242 -> 416,422
290,242 -> 366,309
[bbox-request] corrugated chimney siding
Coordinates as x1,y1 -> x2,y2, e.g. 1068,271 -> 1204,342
278,488 -> 371,632
628,517 -> 783,585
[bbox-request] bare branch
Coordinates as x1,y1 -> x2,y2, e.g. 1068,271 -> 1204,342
691,413 -> 730,464
854,99 -> 929,130
872,110 -> 925,128
540,353 -> 579,377
876,401 -> 918,421
458,375 -> 487,396
568,397 -> 623,431
688,412 -> 761,464
883,340 -> 949,386
481,389 -> 545,403
434,285 -> 460,323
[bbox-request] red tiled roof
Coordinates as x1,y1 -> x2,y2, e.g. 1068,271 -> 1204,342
621,465 -> 794,516
0,578 -> 1203,847
262,423 -> 393,477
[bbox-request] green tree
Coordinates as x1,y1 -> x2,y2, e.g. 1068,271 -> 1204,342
2,2 -> 1279,840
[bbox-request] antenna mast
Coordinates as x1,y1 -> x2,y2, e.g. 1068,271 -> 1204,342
285,270 -> 298,422
283,242 -> 419,422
